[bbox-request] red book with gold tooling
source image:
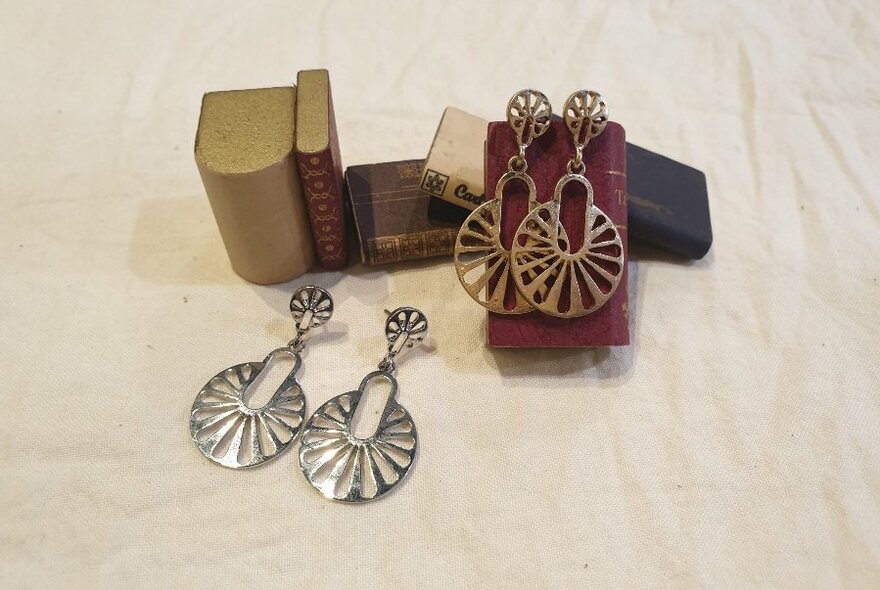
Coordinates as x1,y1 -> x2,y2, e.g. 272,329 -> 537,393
486,119 -> 629,347
295,69 -> 348,270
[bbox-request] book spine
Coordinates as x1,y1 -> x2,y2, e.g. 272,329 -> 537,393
363,228 -> 457,265
295,149 -> 347,270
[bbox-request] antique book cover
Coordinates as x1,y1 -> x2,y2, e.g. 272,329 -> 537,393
346,159 -> 459,265
486,119 -> 629,347
295,69 -> 348,270
626,143 -> 712,259
195,86 -> 316,285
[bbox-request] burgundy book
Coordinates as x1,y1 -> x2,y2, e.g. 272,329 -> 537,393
295,69 -> 348,270
486,119 -> 629,347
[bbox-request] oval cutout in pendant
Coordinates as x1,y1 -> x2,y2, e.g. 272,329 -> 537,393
299,371 -> 417,502
190,348 -> 305,469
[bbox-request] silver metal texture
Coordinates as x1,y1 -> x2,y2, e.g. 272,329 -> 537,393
299,306 -> 427,502
384,307 -> 428,357
189,284 -> 333,468
190,348 -> 306,468
289,285 -> 333,329
510,172 -> 624,317
288,285 -> 333,349
298,371 -> 417,503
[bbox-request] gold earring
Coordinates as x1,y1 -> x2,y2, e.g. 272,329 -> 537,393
453,89 -> 551,313
510,90 -> 624,317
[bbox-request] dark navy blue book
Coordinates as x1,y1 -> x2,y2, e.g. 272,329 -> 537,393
626,143 -> 712,259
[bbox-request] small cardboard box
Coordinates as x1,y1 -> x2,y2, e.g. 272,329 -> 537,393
419,107 -> 488,223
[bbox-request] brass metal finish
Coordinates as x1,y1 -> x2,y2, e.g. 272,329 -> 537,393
510,90 -> 624,318
454,89 -> 553,314
510,174 -> 623,317
505,89 -> 551,171
506,89 -> 552,150
563,91 -> 608,148
454,172 -> 538,314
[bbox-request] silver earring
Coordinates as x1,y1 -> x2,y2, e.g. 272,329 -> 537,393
299,307 -> 427,502
189,285 -> 333,469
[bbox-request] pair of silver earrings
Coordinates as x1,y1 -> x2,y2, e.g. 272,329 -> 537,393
189,285 -> 426,503
453,89 -> 625,318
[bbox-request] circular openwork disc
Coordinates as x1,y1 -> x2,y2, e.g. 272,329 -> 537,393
299,372 -> 417,503
289,285 -> 333,328
510,175 -> 624,317
454,173 -> 539,314
506,89 -> 552,146
190,349 -> 305,468
563,90 -> 608,145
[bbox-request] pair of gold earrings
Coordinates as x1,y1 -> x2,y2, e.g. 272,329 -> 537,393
454,89 -> 625,318
189,286 -> 426,503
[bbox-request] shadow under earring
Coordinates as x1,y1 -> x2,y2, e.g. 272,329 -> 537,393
510,90 -> 625,317
189,285 -> 333,468
298,307 -> 427,502
453,89 -> 551,313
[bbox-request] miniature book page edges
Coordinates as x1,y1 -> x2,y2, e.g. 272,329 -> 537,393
485,120 -> 629,348
195,87 -> 317,285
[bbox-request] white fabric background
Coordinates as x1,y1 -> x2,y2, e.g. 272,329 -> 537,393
1,1 -> 879,587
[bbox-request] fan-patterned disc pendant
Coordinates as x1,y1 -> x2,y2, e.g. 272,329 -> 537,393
190,349 -> 305,469
454,171 -> 539,314
299,371 -> 417,502
510,173 -> 624,317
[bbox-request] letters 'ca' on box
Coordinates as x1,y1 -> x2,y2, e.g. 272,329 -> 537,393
420,107 -> 489,223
